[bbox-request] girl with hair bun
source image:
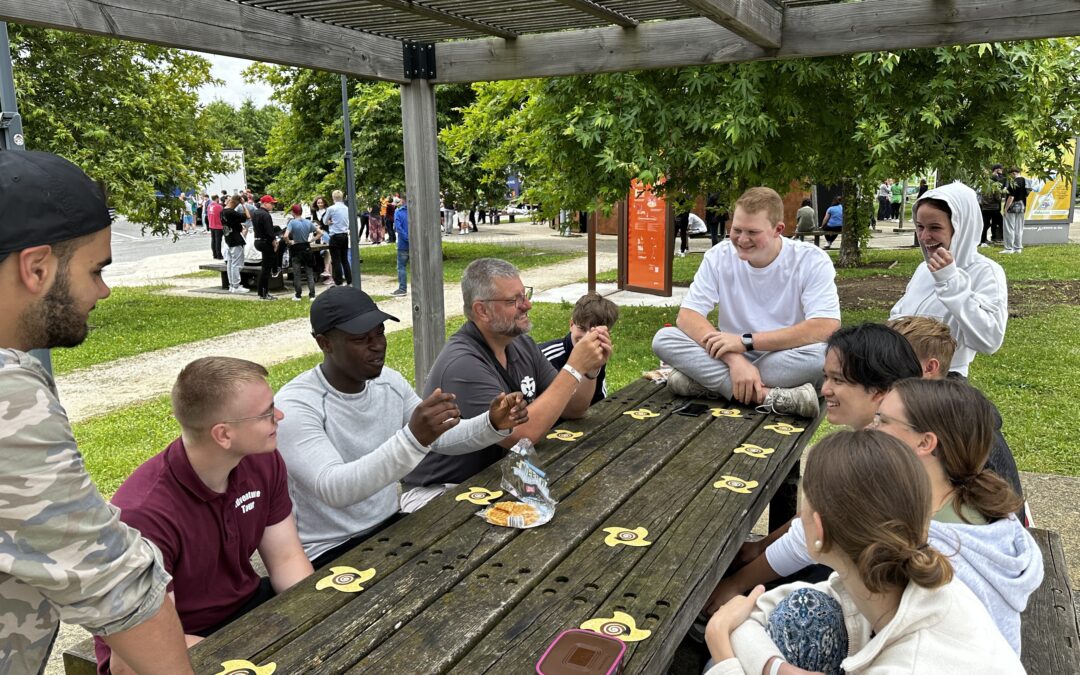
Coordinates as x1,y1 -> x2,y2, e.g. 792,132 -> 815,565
874,378 -> 1042,654
705,430 -> 1024,675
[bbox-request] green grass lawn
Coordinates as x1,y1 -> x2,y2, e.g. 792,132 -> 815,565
75,293 -> 1080,497
56,242 -> 581,375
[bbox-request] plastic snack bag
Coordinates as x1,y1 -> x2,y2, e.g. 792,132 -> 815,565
476,439 -> 556,528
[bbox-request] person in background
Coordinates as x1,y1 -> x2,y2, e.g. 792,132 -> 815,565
323,190 -> 353,287
391,194 -> 409,297
284,204 -> 318,301
1001,167 -> 1028,254
794,198 -> 816,237
539,293 -> 620,406
251,195 -> 280,300
207,194 -> 224,260
820,196 -> 842,249
220,196 -> 250,294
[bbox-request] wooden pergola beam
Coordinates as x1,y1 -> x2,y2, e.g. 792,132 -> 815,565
0,0 -> 407,83
549,0 -> 639,28
362,0 -> 519,40
677,0 -> 782,48
434,0 -> 1080,83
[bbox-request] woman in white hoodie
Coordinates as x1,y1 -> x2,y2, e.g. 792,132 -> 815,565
705,430 -> 1024,675
890,181 -> 1008,377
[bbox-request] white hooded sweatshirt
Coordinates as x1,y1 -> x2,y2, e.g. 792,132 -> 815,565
890,181 -> 1008,375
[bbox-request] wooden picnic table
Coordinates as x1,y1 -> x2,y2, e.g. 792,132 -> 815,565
189,378 -> 824,675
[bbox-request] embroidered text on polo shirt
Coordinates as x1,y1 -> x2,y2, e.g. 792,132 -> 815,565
235,490 -> 262,513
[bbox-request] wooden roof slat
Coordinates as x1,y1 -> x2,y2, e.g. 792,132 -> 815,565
676,0 -> 782,48
360,0 -> 520,39
547,0 -> 640,27
0,0 -> 406,82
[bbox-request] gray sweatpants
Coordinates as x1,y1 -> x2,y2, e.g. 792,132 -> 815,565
226,245 -> 245,290
652,326 -> 827,400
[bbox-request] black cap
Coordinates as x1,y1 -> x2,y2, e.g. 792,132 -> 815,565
311,286 -> 399,336
0,151 -> 112,258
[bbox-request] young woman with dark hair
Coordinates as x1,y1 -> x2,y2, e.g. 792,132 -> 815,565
697,324 -> 922,627
705,430 -> 1024,675
873,378 -> 1041,653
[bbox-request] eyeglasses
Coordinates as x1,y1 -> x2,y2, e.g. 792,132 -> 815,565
871,411 -> 918,432
481,286 -> 533,307
220,404 -> 278,425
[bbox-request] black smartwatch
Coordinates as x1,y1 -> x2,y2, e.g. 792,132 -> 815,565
741,333 -> 755,351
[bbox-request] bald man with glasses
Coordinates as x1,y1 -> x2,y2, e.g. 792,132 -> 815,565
95,357 -> 313,675
401,258 -> 612,512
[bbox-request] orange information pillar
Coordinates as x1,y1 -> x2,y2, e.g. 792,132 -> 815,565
619,178 -> 673,297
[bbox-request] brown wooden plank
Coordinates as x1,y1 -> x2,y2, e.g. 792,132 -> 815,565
433,0 -> 1080,83
61,637 -> 96,675
0,0 -> 406,83
1020,528 -> 1080,675
340,396 -> 751,673
189,378 -> 663,671
678,0 -> 782,48
457,410 -> 815,674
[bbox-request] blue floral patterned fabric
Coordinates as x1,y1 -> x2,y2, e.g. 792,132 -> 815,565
767,588 -> 848,674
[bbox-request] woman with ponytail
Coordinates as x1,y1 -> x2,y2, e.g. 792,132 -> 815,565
873,378 -> 1042,654
705,430 -> 1023,675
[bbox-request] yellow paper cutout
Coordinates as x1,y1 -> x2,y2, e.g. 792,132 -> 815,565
455,487 -> 504,505
733,444 -> 775,459
581,611 -> 652,642
622,408 -> 660,420
216,660 -> 276,675
546,429 -> 584,442
713,475 -> 759,494
602,526 -> 653,547
711,408 -> 744,418
764,422 -> 805,436
315,566 -> 376,593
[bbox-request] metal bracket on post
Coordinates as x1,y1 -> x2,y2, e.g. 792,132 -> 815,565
402,42 -> 436,80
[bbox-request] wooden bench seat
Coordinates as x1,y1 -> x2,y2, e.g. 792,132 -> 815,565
793,229 -> 842,247
1021,528 -> 1080,674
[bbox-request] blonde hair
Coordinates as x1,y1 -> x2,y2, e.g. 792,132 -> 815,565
886,316 -> 956,369
803,430 -> 953,594
171,357 -> 269,431
735,187 -> 784,226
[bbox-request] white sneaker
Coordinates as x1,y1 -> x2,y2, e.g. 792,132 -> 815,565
665,369 -> 715,398
999,249 -> 1015,254
292,296 -> 303,301
978,242 -> 991,248
757,383 -> 820,418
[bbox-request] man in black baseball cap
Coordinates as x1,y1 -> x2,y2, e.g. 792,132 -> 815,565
274,285 -> 528,565
0,151 -> 193,673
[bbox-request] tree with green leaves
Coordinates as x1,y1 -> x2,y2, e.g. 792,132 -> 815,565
444,40 -> 1080,265
198,100 -> 284,195
7,25 -> 227,233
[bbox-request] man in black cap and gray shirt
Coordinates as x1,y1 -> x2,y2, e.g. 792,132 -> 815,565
0,151 -> 192,674
274,286 -> 528,566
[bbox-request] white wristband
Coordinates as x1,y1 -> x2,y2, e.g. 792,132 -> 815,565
768,657 -> 785,675
562,364 -> 583,383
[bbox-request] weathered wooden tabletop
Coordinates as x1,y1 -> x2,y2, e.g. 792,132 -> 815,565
190,378 -> 824,675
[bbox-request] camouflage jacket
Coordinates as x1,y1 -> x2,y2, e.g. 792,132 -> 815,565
0,349 -> 170,675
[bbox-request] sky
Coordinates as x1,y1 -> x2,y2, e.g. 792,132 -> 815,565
194,52 -> 275,108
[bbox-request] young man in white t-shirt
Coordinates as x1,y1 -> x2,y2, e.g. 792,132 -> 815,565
651,187 -> 840,417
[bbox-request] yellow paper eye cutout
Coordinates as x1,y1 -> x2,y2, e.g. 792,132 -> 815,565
602,526 -> 653,547
764,423 -> 805,436
216,660 -> 276,675
581,611 -> 652,642
546,429 -> 584,441
713,475 -> 759,494
315,566 -> 377,593
622,408 -> 660,420
733,444 -> 775,459
711,408 -> 744,418
456,487 -> 504,505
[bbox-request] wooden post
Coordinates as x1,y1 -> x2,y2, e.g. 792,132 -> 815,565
400,79 -> 444,393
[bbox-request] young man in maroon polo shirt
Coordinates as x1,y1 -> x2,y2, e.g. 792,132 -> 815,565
95,357 -> 313,674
